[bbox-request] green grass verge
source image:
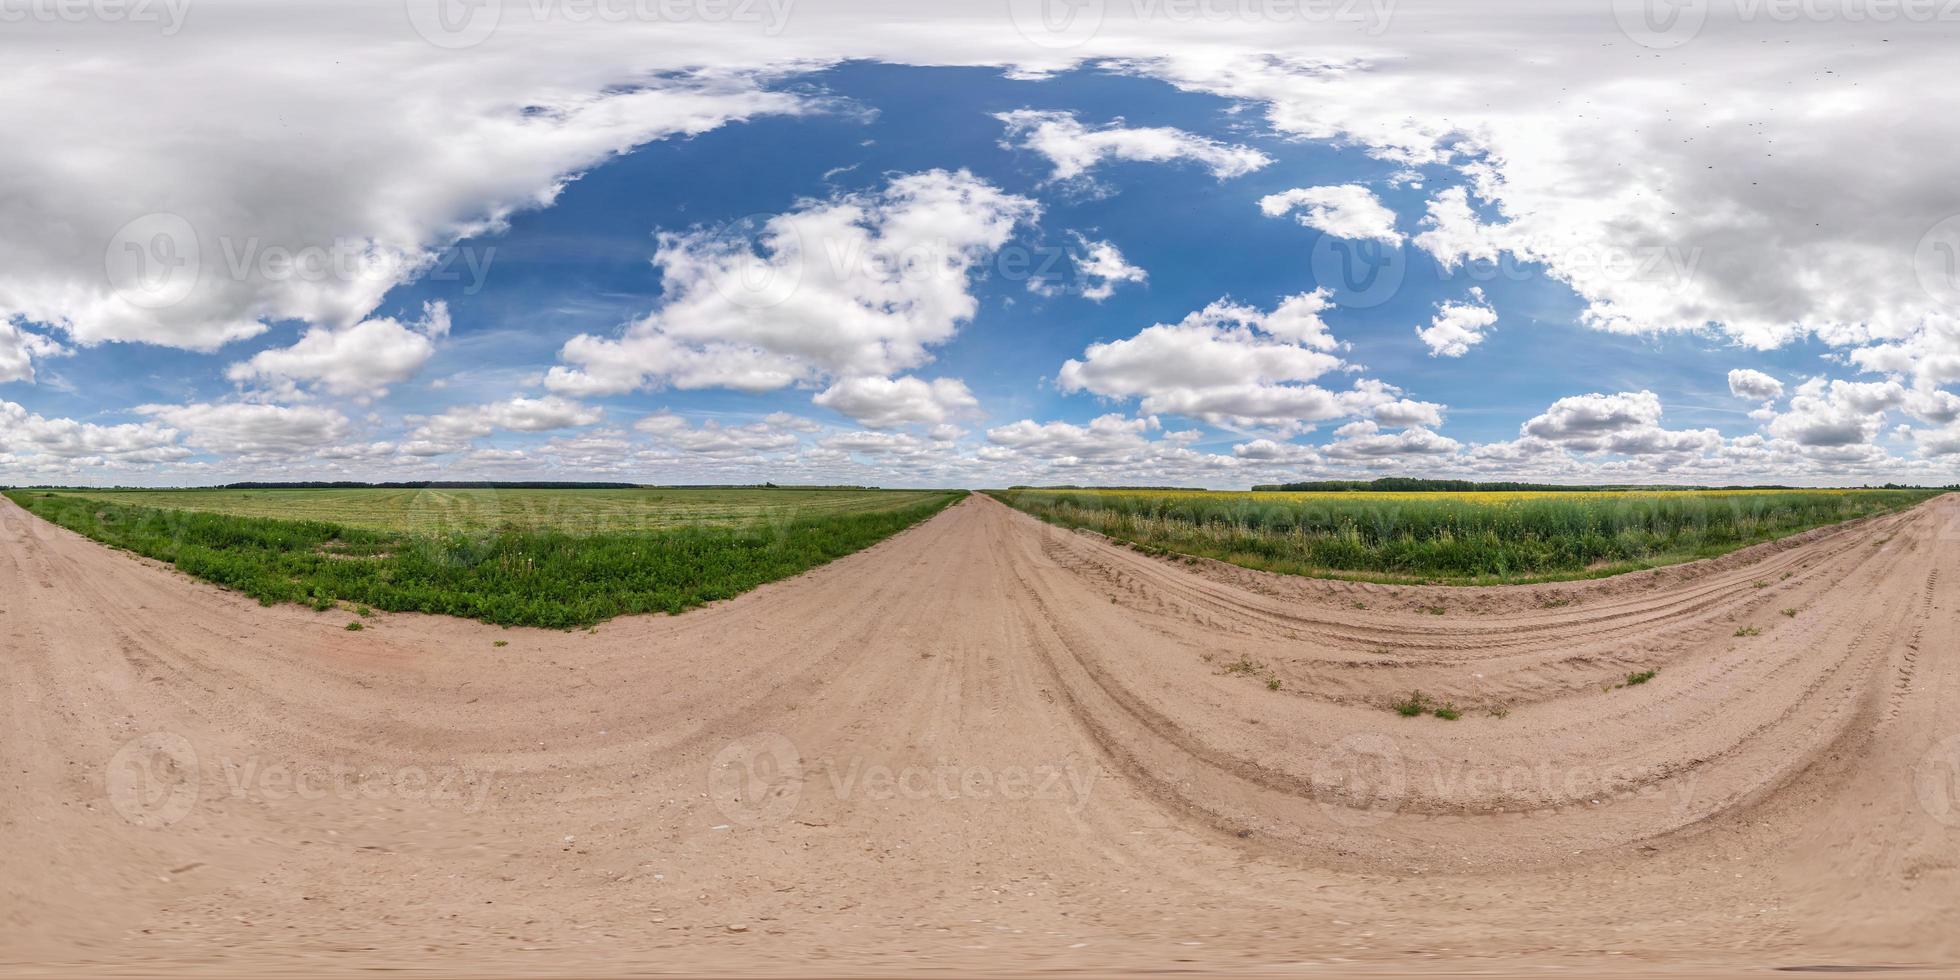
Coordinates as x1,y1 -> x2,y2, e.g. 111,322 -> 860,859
985,488 -> 1941,585
5,488 -> 964,628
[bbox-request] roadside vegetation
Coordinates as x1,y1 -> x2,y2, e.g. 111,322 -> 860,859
4,488 -> 963,628
986,487 -> 1940,584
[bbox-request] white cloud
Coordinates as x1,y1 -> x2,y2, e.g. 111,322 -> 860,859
994,109 -> 1271,184
984,414 -> 1163,463
0,320 -> 69,384
1057,293 -> 1390,429
546,170 -> 1036,402
1412,186 -> 1504,271
1257,184 -> 1402,244
0,400 -> 183,460
1415,288 -> 1497,358
1765,378 -> 1906,448
1847,317 -> 1960,391
812,375 -> 980,429
636,412 -> 801,459
2,43 -> 814,353
1322,419 -> 1460,459
1727,368 -> 1786,402
410,395 -> 603,454
1070,236 -> 1148,302
227,301 -> 450,399
1912,422 -> 1960,457
138,402 -> 350,456
1902,388 -> 1960,426
819,430 -> 946,459
1371,398 -> 1446,429
1231,438 -> 1321,464
1520,390 -> 1720,456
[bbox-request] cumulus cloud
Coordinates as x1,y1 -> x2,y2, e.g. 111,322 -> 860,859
1371,398 -> 1446,429
1231,437 -> 1321,464
1912,422 -> 1960,457
409,395 -> 603,454
1057,292 -> 1393,430
1765,379 -> 1906,448
138,402 -> 351,456
0,400 -> 183,460
546,170 -> 1035,401
984,414 -> 1165,463
820,430 -> 948,459
994,109 -> 1271,184
1415,288 -> 1497,358
812,375 -> 980,429
1412,186 -> 1503,271
636,412 -> 802,459
1520,390 -> 1720,456
1257,185 -> 1402,244
2,40 -> 814,353
1069,236 -> 1148,301
227,301 -> 450,399
1728,368 -> 1786,402
1902,388 -> 1960,426
1322,419 -> 1460,459
0,320 -> 69,384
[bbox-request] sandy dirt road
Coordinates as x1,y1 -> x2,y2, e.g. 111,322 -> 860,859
3,491 -> 1958,976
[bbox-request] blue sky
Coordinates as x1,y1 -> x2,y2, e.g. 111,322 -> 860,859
5,4 -> 1959,487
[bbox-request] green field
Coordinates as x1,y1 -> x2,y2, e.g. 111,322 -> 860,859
986,487 -> 1942,584
27,486 -> 954,534
5,487 -> 964,628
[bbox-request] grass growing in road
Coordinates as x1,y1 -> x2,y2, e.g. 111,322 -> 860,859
5,488 -> 963,629
987,487 -> 1938,584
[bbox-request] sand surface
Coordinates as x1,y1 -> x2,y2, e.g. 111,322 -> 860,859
3,492 -> 1958,976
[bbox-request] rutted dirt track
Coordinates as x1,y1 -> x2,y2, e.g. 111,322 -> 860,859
3,492 -> 1958,976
